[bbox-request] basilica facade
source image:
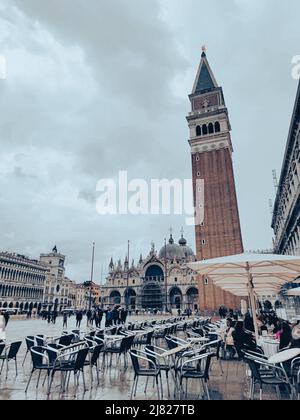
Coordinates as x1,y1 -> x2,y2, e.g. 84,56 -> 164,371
100,234 -> 199,312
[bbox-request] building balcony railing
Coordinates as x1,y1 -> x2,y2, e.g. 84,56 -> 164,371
141,276 -> 164,283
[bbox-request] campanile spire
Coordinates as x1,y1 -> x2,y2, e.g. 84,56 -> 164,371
187,50 -> 244,311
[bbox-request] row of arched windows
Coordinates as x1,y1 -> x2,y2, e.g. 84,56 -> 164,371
0,266 -> 45,284
0,301 -> 42,310
0,284 -> 43,299
196,122 -> 221,137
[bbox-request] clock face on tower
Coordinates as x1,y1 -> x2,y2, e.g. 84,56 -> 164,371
193,94 -> 219,111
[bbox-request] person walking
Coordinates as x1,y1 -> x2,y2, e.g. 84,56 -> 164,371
0,312 -> 6,342
52,311 -> 57,325
105,309 -> 113,327
63,312 -> 68,329
76,311 -> 83,328
98,308 -> 103,328
3,311 -> 10,328
86,309 -> 92,326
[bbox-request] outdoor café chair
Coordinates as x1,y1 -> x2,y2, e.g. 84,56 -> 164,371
129,349 -> 162,400
134,331 -> 153,348
47,347 -> 90,396
23,336 -> 35,367
0,343 -> 5,358
290,357 -> 300,399
178,352 -> 213,400
244,356 -> 292,400
84,343 -> 104,386
201,339 -> 224,375
0,341 -> 22,379
25,346 -> 53,393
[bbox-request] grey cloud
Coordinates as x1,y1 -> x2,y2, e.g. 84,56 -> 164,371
0,0 -> 299,282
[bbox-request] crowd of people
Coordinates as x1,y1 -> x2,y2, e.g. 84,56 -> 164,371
219,304 -> 300,360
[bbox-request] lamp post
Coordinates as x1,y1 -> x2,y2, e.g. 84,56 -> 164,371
164,238 -> 168,314
126,240 -> 130,310
88,242 -> 95,311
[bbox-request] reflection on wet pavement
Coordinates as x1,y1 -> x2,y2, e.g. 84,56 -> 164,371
0,316 -> 271,401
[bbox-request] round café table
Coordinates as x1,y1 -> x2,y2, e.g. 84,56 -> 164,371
268,348 -> 300,365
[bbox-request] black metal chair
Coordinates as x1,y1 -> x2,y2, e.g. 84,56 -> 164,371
25,346 -> 53,393
0,341 -> 22,379
85,343 -> 104,386
36,335 -> 45,347
129,349 -> 161,400
48,347 -> 90,396
145,345 -> 171,397
290,357 -> 300,399
134,331 -> 154,347
244,356 -> 291,400
178,353 -> 213,400
0,343 -> 5,358
23,336 -> 35,367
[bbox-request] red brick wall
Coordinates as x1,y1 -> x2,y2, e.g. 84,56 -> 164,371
192,148 -> 244,311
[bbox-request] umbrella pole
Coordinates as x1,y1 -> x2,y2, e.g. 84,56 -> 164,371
246,264 -> 260,343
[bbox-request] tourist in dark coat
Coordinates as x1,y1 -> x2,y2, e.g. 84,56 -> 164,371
3,311 -> 10,327
76,311 -> 83,328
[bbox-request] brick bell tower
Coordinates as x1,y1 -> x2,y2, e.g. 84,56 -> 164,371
187,48 -> 244,311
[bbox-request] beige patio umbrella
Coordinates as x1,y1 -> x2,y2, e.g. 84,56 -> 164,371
188,253 -> 300,342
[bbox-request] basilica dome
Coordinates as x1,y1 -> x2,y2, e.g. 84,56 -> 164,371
158,234 -> 195,261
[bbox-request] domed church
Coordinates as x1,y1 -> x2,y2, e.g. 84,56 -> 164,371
100,233 -> 199,312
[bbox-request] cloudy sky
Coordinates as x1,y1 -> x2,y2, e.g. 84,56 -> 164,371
0,0 -> 299,283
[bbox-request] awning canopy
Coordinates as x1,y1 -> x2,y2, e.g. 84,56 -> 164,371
188,253 -> 300,298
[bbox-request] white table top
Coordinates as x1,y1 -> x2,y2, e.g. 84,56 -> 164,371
268,348 -> 300,364
158,345 -> 191,358
188,337 -> 209,343
104,335 -> 124,340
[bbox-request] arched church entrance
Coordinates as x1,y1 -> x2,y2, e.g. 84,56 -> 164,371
124,289 -> 137,309
142,265 -> 164,310
109,291 -> 121,306
186,287 -> 199,310
169,287 -> 183,309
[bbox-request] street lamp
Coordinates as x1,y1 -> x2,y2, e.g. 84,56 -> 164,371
126,240 -> 130,310
88,242 -> 95,311
164,238 -> 168,314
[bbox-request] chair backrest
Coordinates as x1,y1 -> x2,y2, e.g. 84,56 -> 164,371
165,336 -> 178,350
130,350 -> 140,374
146,331 -> 154,345
7,341 -> 22,360
244,357 -> 262,383
74,348 -> 89,371
125,335 -> 135,352
0,343 -> 5,357
145,345 -> 158,369
94,336 -> 105,345
30,346 -> 46,367
59,335 -> 73,347
120,337 -> 130,352
25,336 -> 35,351
36,336 -> 45,347
85,336 -> 96,348
46,344 -> 61,364
91,344 -> 104,366
203,354 -> 212,380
